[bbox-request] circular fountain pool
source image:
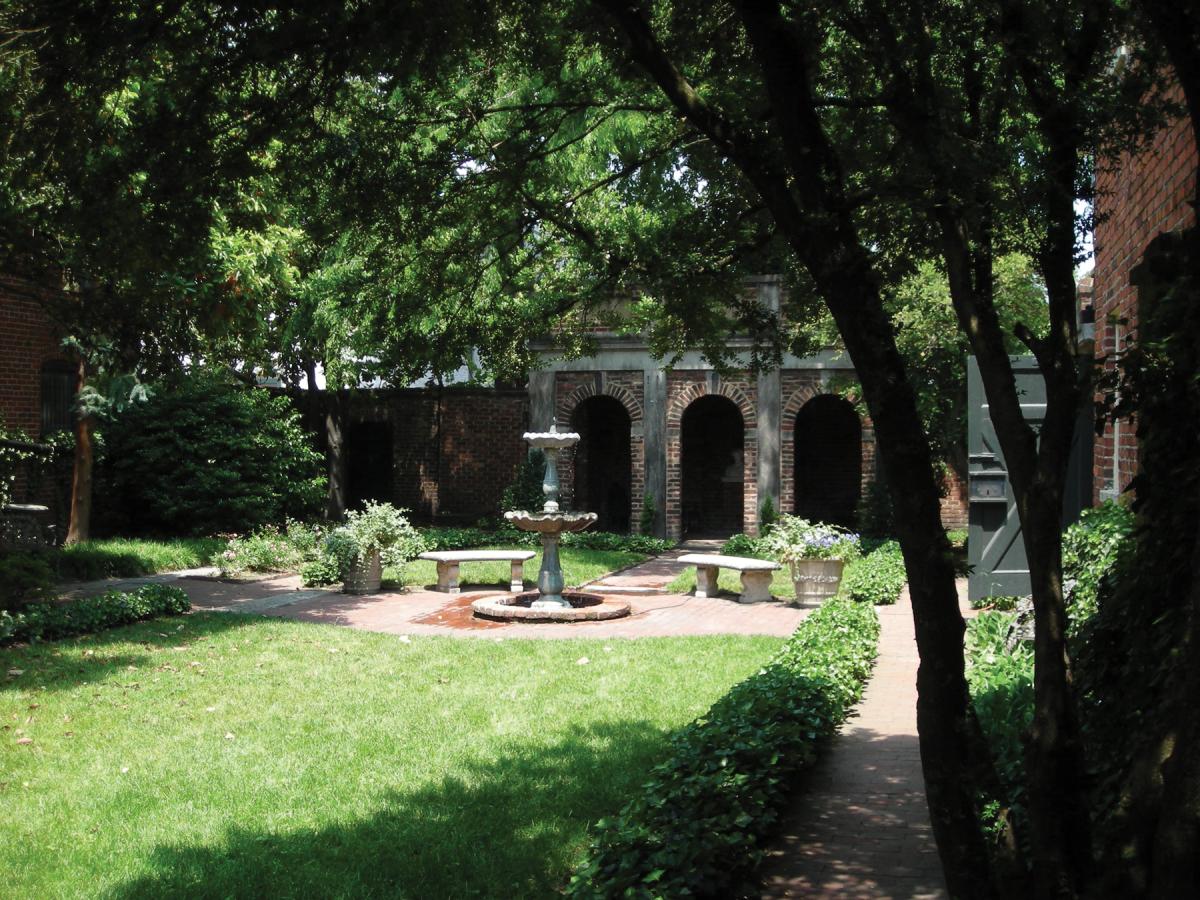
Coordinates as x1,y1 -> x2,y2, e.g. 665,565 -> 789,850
471,591 -> 630,622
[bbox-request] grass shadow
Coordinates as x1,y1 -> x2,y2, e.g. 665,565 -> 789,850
106,718 -> 670,899
1,613 -> 264,695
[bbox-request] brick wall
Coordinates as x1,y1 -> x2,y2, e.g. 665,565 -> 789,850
1092,78 -> 1197,501
0,275 -> 68,439
1,276 -> 71,512
343,388 -> 530,523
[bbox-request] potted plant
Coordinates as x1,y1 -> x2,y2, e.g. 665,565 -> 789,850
323,502 -> 425,594
765,516 -> 861,607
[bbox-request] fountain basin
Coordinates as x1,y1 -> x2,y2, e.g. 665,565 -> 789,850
522,430 -> 581,450
504,510 -> 597,534
471,591 -> 630,622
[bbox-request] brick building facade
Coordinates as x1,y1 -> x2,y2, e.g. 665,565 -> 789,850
1091,80 -> 1197,501
530,276 -> 900,540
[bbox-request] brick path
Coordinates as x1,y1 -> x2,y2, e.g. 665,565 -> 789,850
64,547 -> 807,640
757,585 -> 950,899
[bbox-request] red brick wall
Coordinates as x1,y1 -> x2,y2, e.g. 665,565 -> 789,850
1092,79 -> 1197,500
345,388 -> 529,523
0,275 -> 68,438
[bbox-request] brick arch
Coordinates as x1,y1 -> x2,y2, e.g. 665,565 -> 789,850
556,381 -> 643,428
781,384 -> 822,435
667,382 -> 756,430
554,380 -> 644,531
782,389 -> 873,522
666,381 -> 758,539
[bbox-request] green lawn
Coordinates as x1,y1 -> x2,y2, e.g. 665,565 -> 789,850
54,538 -> 226,582
393,547 -> 642,592
1,614 -> 781,898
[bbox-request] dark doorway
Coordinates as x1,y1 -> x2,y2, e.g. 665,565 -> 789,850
681,395 -> 744,537
347,421 -> 394,510
794,395 -> 861,528
571,395 -> 632,532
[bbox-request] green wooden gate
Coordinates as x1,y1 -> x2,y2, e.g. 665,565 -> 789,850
967,357 -> 1092,602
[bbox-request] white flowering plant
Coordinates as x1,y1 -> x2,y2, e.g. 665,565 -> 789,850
764,515 -> 861,563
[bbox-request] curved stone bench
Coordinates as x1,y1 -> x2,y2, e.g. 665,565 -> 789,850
677,553 -> 782,604
418,550 -> 537,594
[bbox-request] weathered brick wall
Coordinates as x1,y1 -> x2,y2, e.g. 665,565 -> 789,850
1092,79 -> 1197,501
940,469 -> 969,530
0,276 -> 68,438
344,388 -> 529,523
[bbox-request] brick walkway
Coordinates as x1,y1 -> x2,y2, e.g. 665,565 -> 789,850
65,548 -> 807,640
757,585 -> 950,899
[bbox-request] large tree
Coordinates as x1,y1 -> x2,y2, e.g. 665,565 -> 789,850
4,1 -> 1196,894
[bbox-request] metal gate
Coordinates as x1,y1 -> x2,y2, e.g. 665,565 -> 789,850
967,357 -> 1092,602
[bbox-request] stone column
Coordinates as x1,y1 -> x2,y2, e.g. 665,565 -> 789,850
757,366 -> 781,519
643,367 -> 668,537
528,370 -> 555,432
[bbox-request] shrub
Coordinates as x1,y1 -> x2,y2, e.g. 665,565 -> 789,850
0,552 -> 56,611
856,476 -> 895,538
218,521 -> 328,577
100,373 -> 325,536
720,532 -> 770,558
499,449 -> 546,513
569,597 -> 879,898
2,583 -> 190,645
842,540 -> 907,605
758,495 -> 778,533
299,557 -> 341,587
639,493 -> 657,535
417,525 -> 672,556
1061,501 -> 1134,635
965,610 -> 1034,848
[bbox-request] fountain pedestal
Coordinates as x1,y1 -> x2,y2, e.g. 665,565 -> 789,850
503,422 -> 597,609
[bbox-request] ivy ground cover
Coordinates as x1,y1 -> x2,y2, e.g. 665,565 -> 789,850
1,615 -> 780,898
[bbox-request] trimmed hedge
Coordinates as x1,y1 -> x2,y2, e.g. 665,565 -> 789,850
1,584 -> 190,645
843,539 -> 907,605
568,596 -> 879,898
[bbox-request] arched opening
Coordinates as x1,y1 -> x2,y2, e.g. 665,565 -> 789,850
347,420 -> 394,511
571,395 -> 632,532
681,394 -> 744,537
794,395 -> 862,528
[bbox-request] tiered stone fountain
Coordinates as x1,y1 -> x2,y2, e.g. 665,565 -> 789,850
471,421 -> 631,622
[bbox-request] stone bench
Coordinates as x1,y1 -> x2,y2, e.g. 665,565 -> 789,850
418,550 -> 537,594
677,553 -> 782,604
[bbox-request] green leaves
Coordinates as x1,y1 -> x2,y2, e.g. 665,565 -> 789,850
842,540 -> 907,606
569,597 -> 879,898
2,583 -> 190,646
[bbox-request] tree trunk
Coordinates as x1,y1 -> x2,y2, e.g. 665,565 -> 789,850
64,357 -> 92,546
813,251 -> 998,900
324,388 -> 348,520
